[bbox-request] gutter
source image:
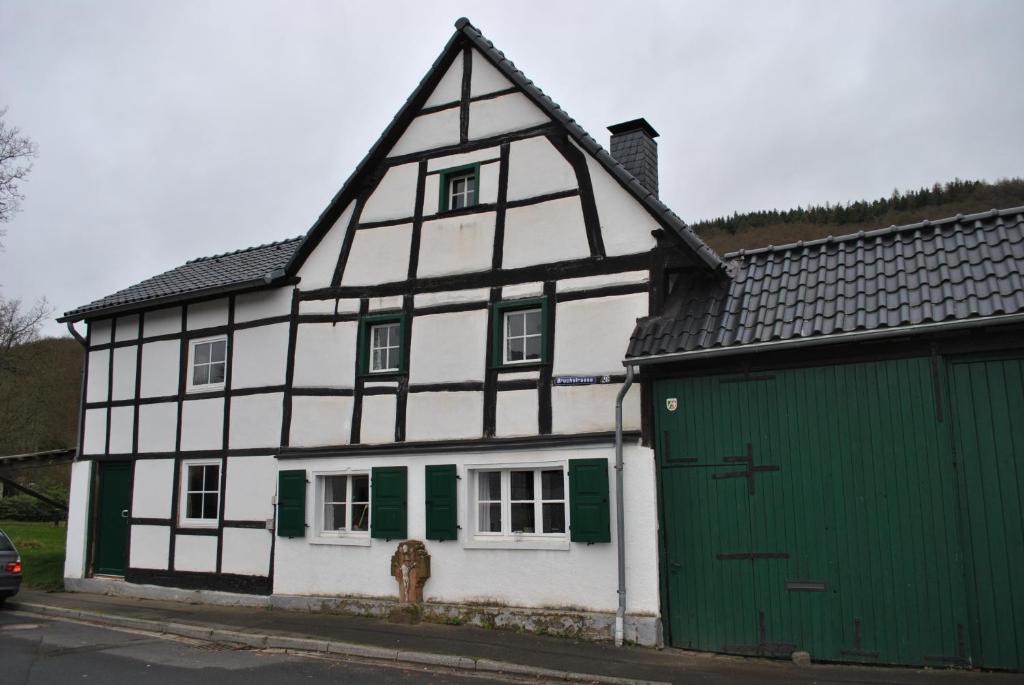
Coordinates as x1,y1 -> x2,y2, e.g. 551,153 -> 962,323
612,364 -> 635,647
625,312 -> 1024,366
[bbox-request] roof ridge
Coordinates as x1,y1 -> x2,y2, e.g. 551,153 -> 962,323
187,235 -> 305,264
725,206 -> 1024,259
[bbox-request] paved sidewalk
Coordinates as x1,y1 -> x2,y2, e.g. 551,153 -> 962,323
6,590 -> 1018,685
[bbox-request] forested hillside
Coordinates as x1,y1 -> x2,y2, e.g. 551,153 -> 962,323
693,178 -> 1024,254
0,337 -> 81,456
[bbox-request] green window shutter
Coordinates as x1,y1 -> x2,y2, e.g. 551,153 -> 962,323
371,466 -> 407,540
425,464 -> 458,541
569,458 -> 611,543
277,469 -> 307,538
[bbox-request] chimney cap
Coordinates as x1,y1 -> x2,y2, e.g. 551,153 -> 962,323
607,118 -> 659,138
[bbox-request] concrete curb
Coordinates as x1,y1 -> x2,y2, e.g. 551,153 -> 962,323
14,601 -> 667,685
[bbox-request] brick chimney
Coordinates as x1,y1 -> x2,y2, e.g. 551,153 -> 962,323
607,118 -> 659,197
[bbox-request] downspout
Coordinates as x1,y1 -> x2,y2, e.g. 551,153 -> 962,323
613,364 -> 635,646
67,322 -> 87,462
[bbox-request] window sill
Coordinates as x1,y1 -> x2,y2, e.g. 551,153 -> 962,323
463,537 -> 570,551
309,535 -> 371,547
177,519 -> 219,529
185,384 -> 226,395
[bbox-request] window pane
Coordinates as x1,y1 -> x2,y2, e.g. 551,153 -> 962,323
187,493 -> 202,518
210,340 -> 227,363
194,342 -> 211,364
542,503 -> 566,533
524,310 -> 541,335
325,475 -> 346,503
524,336 -> 541,360
371,348 -> 385,371
203,465 -> 219,490
352,475 -> 369,503
511,503 -> 535,533
351,503 -> 369,531
193,364 -> 210,385
188,466 -> 203,491
465,185 -> 475,202
209,362 -> 225,384
479,503 -> 501,532
203,493 -> 219,519
510,471 -> 534,501
541,470 -> 563,500
478,472 -> 501,500
507,338 -> 524,362
506,312 -> 524,337
324,503 -> 345,530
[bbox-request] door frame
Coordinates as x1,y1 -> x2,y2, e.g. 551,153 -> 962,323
87,460 -> 133,577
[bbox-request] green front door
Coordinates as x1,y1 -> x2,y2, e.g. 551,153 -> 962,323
950,357 -> 1024,671
656,358 -> 971,666
93,462 -> 131,576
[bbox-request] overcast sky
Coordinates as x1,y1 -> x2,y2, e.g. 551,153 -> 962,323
2,0 -> 1022,338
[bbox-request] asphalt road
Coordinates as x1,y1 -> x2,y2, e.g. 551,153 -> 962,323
0,610 -> 553,685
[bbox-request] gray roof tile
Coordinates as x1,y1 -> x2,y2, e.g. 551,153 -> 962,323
627,207 -> 1024,359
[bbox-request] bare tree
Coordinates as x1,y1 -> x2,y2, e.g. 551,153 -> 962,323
0,107 -> 39,239
0,297 -> 51,355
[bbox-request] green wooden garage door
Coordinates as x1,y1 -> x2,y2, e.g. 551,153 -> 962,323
656,357 -> 974,666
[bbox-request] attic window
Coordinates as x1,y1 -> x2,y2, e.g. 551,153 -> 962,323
439,164 -> 479,212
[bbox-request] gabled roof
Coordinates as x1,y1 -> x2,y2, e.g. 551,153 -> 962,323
62,18 -> 721,323
285,17 -> 723,275
627,207 -> 1024,362
59,237 -> 302,322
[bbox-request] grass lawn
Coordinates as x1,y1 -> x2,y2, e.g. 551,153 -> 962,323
0,520 -> 66,591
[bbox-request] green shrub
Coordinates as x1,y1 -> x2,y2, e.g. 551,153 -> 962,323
0,493 -> 65,522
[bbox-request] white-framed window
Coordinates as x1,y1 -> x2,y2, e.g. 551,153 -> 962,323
314,471 -> 370,544
503,308 -> 542,365
468,465 -> 567,547
179,459 -> 221,527
369,322 -> 401,373
188,335 -> 227,391
447,171 -> 476,210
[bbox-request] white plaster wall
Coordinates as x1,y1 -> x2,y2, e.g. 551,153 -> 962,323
297,201 -> 355,290
409,310 -> 487,384
86,349 -> 109,403
111,346 -> 137,401
130,525 -> 170,570
229,393 -> 283,449
140,340 -> 180,398
501,282 -> 544,299
581,149 -> 658,256
503,196 -> 590,269
138,402 -> 178,453
64,460 -> 92,579
132,459 -> 175,518
362,163 -> 418,222
82,408 -> 107,455
180,397 -> 224,451
360,394 -> 397,444
406,392 -> 482,441
479,162 -> 499,205
299,298 -> 359,315
417,213 -> 495,278
221,528 -> 272,576
423,55 -> 462,107
90,320 -> 112,346
235,287 -> 293,323
289,396 -> 352,448
115,314 -> 140,341
552,383 -> 642,434
468,93 -> 549,140
232,323 -> 289,389
470,49 -> 514,96
389,108 -> 460,157
143,307 -> 182,337
426,146 -> 500,172
225,455 -> 277,521
495,389 -> 537,437
341,224 -> 412,286
553,293 -> 647,376
556,271 -> 649,292
188,299 -> 229,330
414,288 -> 489,308
507,136 -> 577,201
368,295 -> 403,311
174,534 -> 217,573
272,442 -> 661,615
293,322 -> 356,388
108,406 -> 134,454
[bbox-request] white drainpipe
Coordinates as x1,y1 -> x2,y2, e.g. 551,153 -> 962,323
613,364 -> 635,646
